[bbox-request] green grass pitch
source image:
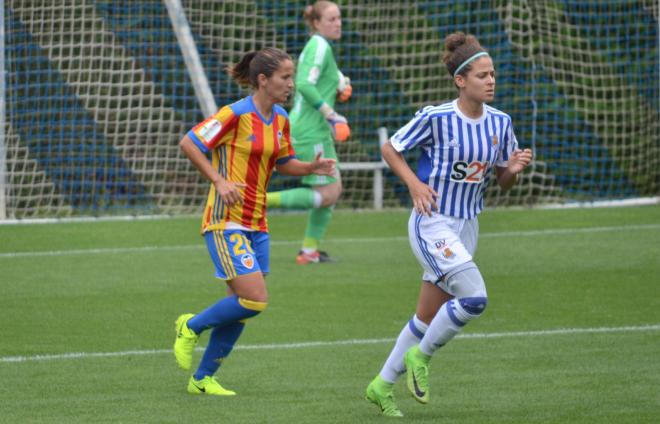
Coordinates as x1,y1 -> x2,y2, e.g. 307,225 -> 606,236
1,205 -> 659,423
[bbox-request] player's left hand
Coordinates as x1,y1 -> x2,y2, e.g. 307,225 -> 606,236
337,84 -> 352,103
508,148 -> 533,174
310,152 -> 337,176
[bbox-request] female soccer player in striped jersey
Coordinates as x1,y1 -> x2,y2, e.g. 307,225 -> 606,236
366,32 -> 533,416
267,1 -> 352,265
174,48 -> 335,396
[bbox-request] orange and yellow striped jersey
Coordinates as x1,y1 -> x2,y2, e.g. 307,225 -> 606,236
188,96 -> 296,233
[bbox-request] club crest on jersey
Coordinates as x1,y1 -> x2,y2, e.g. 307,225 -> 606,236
448,139 -> 458,148
442,248 -> 455,259
277,130 -> 283,141
241,254 -> 255,269
247,134 -> 256,142
308,66 -> 321,84
492,134 -> 498,145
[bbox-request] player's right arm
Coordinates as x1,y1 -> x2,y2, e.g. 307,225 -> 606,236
179,108 -> 245,206
381,141 -> 438,217
179,135 -> 244,206
384,108 -> 439,216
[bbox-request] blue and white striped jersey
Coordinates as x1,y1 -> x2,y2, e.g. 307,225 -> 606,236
390,99 -> 518,219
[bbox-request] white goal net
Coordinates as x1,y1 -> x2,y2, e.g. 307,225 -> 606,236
2,0 -> 658,219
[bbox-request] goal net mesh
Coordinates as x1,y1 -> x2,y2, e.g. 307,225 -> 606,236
3,0 -> 658,218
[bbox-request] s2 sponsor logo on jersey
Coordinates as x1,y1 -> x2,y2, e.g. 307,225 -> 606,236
451,160 -> 489,183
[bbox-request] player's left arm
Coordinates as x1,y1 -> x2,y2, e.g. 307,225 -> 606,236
494,120 -> 532,191
496,148 -> 533,191
276,153 -> 336,177
273,117 -> 336,176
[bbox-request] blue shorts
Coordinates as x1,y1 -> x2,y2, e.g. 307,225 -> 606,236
204,230 -> 270,280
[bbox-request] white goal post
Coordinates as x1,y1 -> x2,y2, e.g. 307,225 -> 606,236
0,0 -> 6,220
163,0 -> 216,117
342,126 -> 389,210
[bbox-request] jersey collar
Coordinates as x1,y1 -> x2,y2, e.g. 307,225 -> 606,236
452,99 -> 487,125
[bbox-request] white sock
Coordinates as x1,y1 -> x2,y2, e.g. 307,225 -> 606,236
312,191 -> 323,208
379,315 -> 428,383
419,299 -> 473,356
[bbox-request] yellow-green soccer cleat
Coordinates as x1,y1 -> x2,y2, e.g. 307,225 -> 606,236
187,376 -> 236,396
404,345 -> 430,404
174,313 -> 199,370
365,375 -> 403,417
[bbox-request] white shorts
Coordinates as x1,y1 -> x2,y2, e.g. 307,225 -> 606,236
408,211 -> 479,284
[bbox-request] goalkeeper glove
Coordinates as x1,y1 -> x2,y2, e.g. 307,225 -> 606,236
336,71 -> 352,103
319,103 -> 351,142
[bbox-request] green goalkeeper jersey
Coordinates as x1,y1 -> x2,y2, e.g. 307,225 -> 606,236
290,34 -> 339,144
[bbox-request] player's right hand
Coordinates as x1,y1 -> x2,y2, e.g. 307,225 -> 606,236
326,111 -> 351,142
409,181 -> 439,217
215,179 -> 246,206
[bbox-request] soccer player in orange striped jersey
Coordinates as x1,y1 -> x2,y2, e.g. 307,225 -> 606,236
174,48 -> 335,396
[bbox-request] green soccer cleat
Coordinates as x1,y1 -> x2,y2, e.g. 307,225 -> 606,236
174,313 -> 199,370
404,345 -> 431,404
365,375 -> 403,417
187,375 -> 236,396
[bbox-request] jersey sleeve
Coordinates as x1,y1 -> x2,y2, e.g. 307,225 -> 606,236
187,105 -> 237,153
390,107 -> 434,152
496,118 -> 519,167
276,116 -> 296,165
295,37 -> 330,109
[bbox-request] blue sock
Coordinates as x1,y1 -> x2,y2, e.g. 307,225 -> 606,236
194,321 -> 245,380
187,295 -> 266,334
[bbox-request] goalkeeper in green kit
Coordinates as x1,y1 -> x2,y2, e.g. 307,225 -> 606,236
267,1 -> 352,264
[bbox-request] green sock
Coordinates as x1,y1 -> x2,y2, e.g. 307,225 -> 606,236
302,207 -> 332,250
267,188 -> 315,209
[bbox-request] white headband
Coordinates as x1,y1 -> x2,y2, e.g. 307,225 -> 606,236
453,52 -> 489,77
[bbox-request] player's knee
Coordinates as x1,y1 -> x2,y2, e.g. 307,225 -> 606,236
317,182 -> 342,207
458,296 -> 488,317
449,296 -> 487,325
238,297 -> 268,316
445,261 -> 487,299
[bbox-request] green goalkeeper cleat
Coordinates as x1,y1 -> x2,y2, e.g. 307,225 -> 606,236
365,376 -> 403,417
187,376 -> 236,396
174,313 -> 199,371
404,345 -> 431,404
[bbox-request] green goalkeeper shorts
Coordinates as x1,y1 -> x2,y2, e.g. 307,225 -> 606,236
293,137 -> 339,186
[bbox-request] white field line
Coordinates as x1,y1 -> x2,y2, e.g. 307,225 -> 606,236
1,196 -> 657,226
1,324 -> 658,364
1,223 -> 659,259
